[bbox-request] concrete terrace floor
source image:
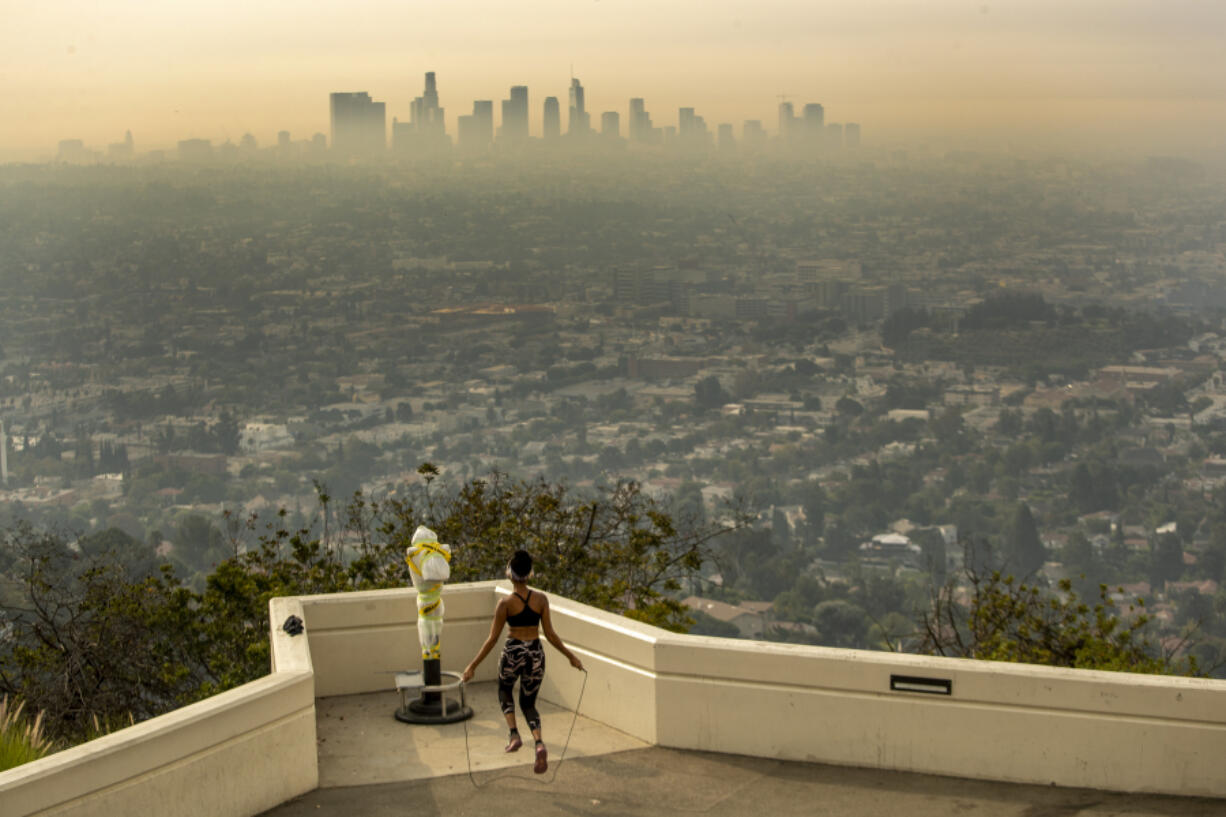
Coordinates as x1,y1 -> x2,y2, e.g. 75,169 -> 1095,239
306,681 -> 649,787
262,682 -> 1226,817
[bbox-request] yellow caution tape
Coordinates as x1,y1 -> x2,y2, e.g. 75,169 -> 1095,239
406,541 -> 453,575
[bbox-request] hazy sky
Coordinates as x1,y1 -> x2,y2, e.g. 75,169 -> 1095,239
3,0 -> 1225,159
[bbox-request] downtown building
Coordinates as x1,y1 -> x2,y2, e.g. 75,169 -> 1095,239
498,85 -> 530,147
568,78 -> 591,137
330,92 -> 386,157
392,72 -> 449,156
628,98 -> 660,144
457,100 -> 494,154
542,96 -> 561,139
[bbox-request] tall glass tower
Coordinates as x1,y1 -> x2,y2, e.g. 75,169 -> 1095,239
330,92 -> 386,156
543,97 -> 561,139
568,78 -> 590,136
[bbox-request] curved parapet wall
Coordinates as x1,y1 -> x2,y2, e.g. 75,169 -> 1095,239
0,596 -> 317,817
534,590 -> 1226,799
295,582 -> 498,697
646,635 -> 1226,796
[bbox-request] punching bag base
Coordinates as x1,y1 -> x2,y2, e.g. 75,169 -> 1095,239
395,697 -> 474,725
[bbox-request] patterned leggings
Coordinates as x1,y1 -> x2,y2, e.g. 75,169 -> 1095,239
498,638 -> 545,732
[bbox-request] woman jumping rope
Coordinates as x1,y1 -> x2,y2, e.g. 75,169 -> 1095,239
461,549 -> 584,774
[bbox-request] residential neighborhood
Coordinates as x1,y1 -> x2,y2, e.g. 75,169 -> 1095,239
1,151 -> 1225,670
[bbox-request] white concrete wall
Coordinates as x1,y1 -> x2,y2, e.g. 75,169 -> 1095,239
533,591 -> 1226,799
534,590 -> 662,744
0,597 -> 318,817
297,582 -> 496,697
649,635 -> 1226,798
296,582 -> 1226,797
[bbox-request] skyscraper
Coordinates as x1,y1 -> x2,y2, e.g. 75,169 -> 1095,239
107,130 -> 134,160
628,98 -> 645,141
844,122 -> 861,148
743,120 -> 766,149
825,122 -> 843,151
803,103 -> 825,144
678,107 -> 709,149
499,85 -> 529,145
778,102 -> 796,141
423,72 -> 439,109
601,111 -> 620,138
396,72 -> 448,155
56,139 -> 93,163
330,92 -> 386,156
543,97 -> 561,139
628,98 -> 660,143
177,138 -> 213,162
679,107 -> 695,135
568,78 -> 590,136
458,100 -> 494,153
410,71 -> 444,135
473,100 -> 494,144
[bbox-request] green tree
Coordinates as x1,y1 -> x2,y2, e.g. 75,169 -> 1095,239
813,600 -> 870,649
834,396 -> 864,417
694,376 -> 729,411
912,527 -> 948,584
918,566 -> 1197,675
1150,533 -> 1184,591
930,408 -> 967,451
800,481 -> 826,548
1061,530 -> 1099,597
996,408 -> 1023,436
1069,463 -> 1096,513
174,514 -> 227,572
0,524 -> 209,741
78,527 -> 159,580
213,411 -> 241,456
1006,503 -> 1046,577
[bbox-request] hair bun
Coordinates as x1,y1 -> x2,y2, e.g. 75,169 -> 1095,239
508,549 -> 533,580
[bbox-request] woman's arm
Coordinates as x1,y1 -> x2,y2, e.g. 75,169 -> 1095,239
540,596 -> 584,671
461,600 -> 508,681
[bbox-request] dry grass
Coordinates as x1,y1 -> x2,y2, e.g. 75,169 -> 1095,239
0,696 -> 56,771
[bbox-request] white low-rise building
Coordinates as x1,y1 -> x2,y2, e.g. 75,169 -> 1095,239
241,422 -> 295,452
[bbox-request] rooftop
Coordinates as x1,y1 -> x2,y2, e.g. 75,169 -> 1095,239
308,684 -> 646,788
261,684 -> 1221,817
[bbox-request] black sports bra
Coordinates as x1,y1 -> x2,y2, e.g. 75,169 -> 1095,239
506,590 -> 542,627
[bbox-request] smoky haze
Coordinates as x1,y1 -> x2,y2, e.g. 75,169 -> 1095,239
3,0 -> 1226,160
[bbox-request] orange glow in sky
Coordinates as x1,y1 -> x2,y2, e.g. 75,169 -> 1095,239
3,0 -> 1224,158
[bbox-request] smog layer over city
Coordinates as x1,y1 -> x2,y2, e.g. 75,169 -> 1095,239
3,0 -> 1226,757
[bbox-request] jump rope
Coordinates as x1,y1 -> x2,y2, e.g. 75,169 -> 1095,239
461,666 -> 588,788
456,665 -> 752,813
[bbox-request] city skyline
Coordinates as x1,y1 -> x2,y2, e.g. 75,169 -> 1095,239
5,0 -> 1226,160
57,71 -> 866,162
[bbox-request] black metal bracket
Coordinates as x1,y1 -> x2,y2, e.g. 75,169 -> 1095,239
890,674 -> 952,695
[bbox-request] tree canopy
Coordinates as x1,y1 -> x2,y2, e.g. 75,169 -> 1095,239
918,563 -> 1198,675
0,469 -> 742,743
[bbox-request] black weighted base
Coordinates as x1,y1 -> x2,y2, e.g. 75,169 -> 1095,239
394,696 -> 474,724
